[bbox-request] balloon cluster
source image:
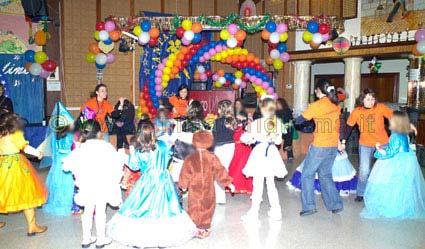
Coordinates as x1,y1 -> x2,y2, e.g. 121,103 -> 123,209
219,24 -> 247,48
193,65 -> 212,82
176,20 -> 203,46
87,20 -> 121,69
262,21 -> 290,70
212,70 -> 247,90
133,20 -> 160,46
139,83 -> 158,119
242,67 -> 277,99
302,20 -> 330,49
413,29 -> 425,58
24,50 -> 57,78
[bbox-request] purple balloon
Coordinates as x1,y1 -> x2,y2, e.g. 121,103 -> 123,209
279,52 -> 290,63
212,74 -> 219,81
200,73 -> 208,81
158,63 -> 165,70
155,77 -> 162,84
273,93 -> 278,99
105,21 -> 116,32
322,33 -> 330,42
209,48 -> 216,55
40,69 -> 50,78
254,78 -> 262,85
106,53 -> 115,64
276,23 -> 288,34
415,29 -> 425,42
155,70 -> 162,77
155,85 -> 162,91
162,58 -> 167,63
199,57 -> 205,63
240,82 -> 247,88
182,38 -> 191,46
267,88 -> 274,94
204,54 -> 211,60
156,91 -> 162,97
262,82 -> 269,88
216,46 -> 223,52
227,24 -> 238,35
250,75 -> 257,82
245,73 -> 251,78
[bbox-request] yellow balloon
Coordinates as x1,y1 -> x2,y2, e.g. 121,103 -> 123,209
220,29 -> 231,40
182,20 -> 193,31
163,67 -> 171,75
221,51 -> 228,58
273,59 -> 284,70
227,49 -> 233,55
214,81 -> 222,88
280,32 -> 288,42
215,54 -> 222,61
94,31 -> 100,41
234,47 -> 242,54
169,54 -> 177,61
211,56 -> 216,61
241,49 -> 249,55
166,60 -> 173,68
133,26 -> 142,36
302,31 -> 313,43
234,71 -> 243,78
162,75 -> 170,82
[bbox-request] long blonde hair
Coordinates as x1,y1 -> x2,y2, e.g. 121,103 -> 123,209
218,100 -> 236,130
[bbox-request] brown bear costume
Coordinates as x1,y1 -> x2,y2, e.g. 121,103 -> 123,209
179,131 -> 233,230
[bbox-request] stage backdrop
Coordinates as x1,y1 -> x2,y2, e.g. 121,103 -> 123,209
139,11 -> 212,100
0,54 -> 44,123
190,90 -> 235,115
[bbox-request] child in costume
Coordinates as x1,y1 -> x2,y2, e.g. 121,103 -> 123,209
179,131 -> 234,238
169,84 -> 189,118
227,111 -> 253,194
43,101 -> 76,216
62,120 -> 124,248
287,152 -> 357,196
0,113 -> 47,236
154,106 -> 174,147
107,121 -> 196,248
212,100 -> 235,204
361,111 -> 425,219
241,97 -> 287,222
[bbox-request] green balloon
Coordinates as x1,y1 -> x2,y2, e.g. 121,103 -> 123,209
86,52 -> 96,63
34,51 -> 47,64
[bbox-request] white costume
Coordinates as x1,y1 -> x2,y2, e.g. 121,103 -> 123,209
241,116 -> 287,221
62,139 -> 125,246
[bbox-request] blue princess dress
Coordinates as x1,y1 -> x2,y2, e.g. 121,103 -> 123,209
287,151 -> 357,196
107,140 -> 196,248
361,133 -> 425,219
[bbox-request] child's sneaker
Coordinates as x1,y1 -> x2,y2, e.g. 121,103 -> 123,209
195,229 -> 210,239
81,237 -> 96,248
95,237 -> 112,248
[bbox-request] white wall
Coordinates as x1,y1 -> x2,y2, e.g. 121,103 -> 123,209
310,59 -> 409,103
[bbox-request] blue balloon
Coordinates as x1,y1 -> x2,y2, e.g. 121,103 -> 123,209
262,75 -> 269,81
193,55 -> 200,62
154,103 -> 160,108
307,21 -> 319,33
104,38 -> 113,45
148,81 -> 155,87
265,21 -> 277,33
24,50 -> 35,62
95,63 -> 106,69
277,43 -> 287,53
256,71 -> 263,77
193,33 -> 202,44
141,20 -> 151,32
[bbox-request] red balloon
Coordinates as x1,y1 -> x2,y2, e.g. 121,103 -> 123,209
178,65 -> 184,71
143,94 -> 149,100
189,48 -> 197,55
224,81 -> 230,87
248,61 -> 255,68
181,60 -> 188,67
237,40 -> 244,47
205,70 -> 212,77
255,64 -> 262,71
193,44 -> 201,49
267,47 -> 273,53
241,62 -> 248,68
176,27 -> 185,38
147,101 -> 153,108
242,76 -> 248,82
184,54 -> 191,61
96,21 -> 105,31
318,23 -> 330,35
268,41 -> 278,48
41,60 -> 57,72
148,37 -> 158,47
235,62 -> 242,68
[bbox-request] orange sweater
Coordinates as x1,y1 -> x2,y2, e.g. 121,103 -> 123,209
80,97 -> 114,132
169,96 -> 189,118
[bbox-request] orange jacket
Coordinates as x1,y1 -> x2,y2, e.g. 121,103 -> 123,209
80,97 -> 114,132
169,96 -> 189,118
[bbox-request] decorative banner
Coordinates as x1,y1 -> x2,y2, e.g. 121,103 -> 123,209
190,90 -> 235,115
0,54 -> 44,123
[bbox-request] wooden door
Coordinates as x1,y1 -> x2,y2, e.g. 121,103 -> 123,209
360,73 -> 399,103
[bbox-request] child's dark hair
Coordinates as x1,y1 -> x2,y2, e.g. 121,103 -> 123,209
0,113 -> 24,137
80,119 -> 101,142
132,121 -> 156,152
356,88 -> 378,107
56,125 -> 72,139
90,83 -> 107,98
187,100 -> 204,120
236,110 -> 248,128
177,84 -> 189,99
276,98 -> 290,111
315,78 -> 338,105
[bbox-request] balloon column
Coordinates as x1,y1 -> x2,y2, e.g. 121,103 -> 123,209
87,20 -> 121,69
176,20 -> 203,45
24,50 -> 57,78
262,21 -> 290,70
220,24 -> 247,48
414,29 -> 425,58
302,20 -> 330,49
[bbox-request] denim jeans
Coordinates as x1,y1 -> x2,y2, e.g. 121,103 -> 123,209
357,144 -> 387,196
103,132 -> 110,142
301,145 -> 343,212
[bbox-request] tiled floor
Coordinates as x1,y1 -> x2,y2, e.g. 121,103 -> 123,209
1,157 -> 424,249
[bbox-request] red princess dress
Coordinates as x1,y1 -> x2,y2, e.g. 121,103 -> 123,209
228,126 -> 253,194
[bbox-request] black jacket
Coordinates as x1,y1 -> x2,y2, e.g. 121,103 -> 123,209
0,95 -> 13,115
110,101 -> 135,135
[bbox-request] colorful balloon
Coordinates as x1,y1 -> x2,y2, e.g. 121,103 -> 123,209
227,24 -> 238,35
95,53 -> 107,65
220,29 -> 231,40
269,32 -> 280,44
192,23 -> 203,33
104,21 -> 116,32
29,63 -> 42,76
109,30 -> 121,41
34,51 -> 47,64
176,27 -> 185,38
95,21 -> 105,31
415,29 -> 425,42
279,52 -> 290,62
235,30 -> 247,41
270,49 -> 280,59
40,69 -> 51,78
306,20 -> 319,33
89,42 -> 101,54
261,30 -> 271,40
141,20 -> 152,32
276,23 -> 288,34
182,20 -> 193,31
318,23 -> 330,35
273,59 -> 283,70
24,50 -> 35,62
417,41 -> 425,55
106,53 -> 115,64
302,31 -> 313,43
312,33 -> 323,44
133,26 -> 142,36
41,60 -> 57,71
265,21 -> 277,33
279,32 -> 288,42
93,31 -> 100,41
149,28 -> 160,39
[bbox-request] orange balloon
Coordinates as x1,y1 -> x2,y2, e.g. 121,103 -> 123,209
217,69 -> 225,76
221,58 -> 226,64
88,42 -> 101,54
34,30 -> 47,46
232,84 -> 240,90
246,54 -> 254,62
25,62 -> 32,71
225,57 -> 233,64
191,23 -> 203,33
149,28 -> 160,38
172,66 -> 179,74
412,45 -> 422,56
169,73 -> 176,79
194,72 -> 201,80
235,29 -> 247,41
266,56 -> 273,65
254,57 -> 260,64
261,30 -> 270,40
310,41 -> 320,49
180,47 -> 189,54
232,54 -> 239,62
142,106 -> 149,113
174,60 -> 182,67
109,30 -> 121,41
239,54 -> 247,62
177,53 -> 185,60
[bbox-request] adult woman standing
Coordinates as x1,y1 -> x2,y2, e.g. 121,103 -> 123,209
342,88 -> 416,202
111,98 -> 135,149
295,78 -> 343,216
80,84 -> 114,142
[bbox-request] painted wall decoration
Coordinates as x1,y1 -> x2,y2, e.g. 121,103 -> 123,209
0,31 -> 26,54
0,0 -> 24,15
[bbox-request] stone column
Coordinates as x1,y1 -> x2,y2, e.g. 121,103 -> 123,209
343,57 -> 363,111
293,60 -> 312,114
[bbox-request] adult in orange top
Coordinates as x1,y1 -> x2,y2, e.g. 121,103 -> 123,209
80,84 -> 114,141
169,85 -> 189,118
295,78 -> 343,216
